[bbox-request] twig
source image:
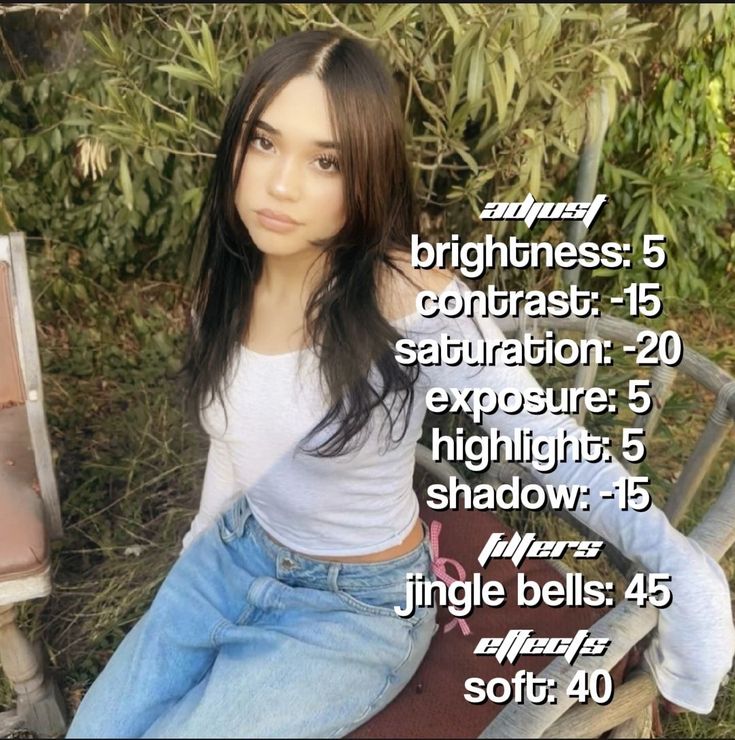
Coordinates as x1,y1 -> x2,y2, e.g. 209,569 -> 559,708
117,81 -> 220,141
62,93 -> 217,158
0,23 -> 25,79
319,4 -> 374,42
0,4 -> 78,16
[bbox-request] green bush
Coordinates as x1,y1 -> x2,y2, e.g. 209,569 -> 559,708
595,4 -> 735,300
0,3 -> 733,297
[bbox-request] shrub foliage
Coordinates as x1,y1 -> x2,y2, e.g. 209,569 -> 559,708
0,3 -> 733,297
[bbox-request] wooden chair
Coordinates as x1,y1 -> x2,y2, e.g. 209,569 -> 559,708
0,232 -> 67,737
350,311 -> 735,738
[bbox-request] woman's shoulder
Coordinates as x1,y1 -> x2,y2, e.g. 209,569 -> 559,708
378,248 -> 456,322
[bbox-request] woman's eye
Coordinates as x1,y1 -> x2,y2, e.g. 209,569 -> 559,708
251,134 -> 274,152
316,155 -> 340,173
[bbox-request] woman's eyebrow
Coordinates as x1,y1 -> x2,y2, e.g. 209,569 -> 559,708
254,119 -> 340,150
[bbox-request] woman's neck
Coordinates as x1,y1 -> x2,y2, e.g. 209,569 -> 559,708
258,249 -> 327,302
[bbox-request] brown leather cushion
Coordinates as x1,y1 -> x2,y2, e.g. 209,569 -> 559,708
0,403 -> 49,580
350,496 -> 631,738
0,261 -> 26,405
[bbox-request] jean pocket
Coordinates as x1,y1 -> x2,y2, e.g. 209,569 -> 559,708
335,581 -> 436,629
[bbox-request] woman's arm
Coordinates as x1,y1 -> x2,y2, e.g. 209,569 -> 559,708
416,281 -> 735,714
180,436 -> 238,554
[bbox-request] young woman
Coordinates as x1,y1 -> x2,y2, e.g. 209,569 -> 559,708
66,30 -> 734,738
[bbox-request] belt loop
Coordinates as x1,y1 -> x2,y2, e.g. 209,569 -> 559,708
231,497 -> 243,538
327,563 -> 341,592
423,520 -> 436,562
236,496 -> 252,538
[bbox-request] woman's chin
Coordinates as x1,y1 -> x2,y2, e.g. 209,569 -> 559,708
249,236 -> 323,262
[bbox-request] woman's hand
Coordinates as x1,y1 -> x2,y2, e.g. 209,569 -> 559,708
661,698 -> 687,715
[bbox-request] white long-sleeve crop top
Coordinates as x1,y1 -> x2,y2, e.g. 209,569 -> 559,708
180,274 -> 734,714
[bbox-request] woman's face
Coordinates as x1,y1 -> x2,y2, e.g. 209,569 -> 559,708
234,74 -> 345,262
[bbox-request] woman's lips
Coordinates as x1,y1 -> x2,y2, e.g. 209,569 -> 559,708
255,209 -> 301,233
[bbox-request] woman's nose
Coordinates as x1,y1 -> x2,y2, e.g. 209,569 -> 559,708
267,157 -> 301,201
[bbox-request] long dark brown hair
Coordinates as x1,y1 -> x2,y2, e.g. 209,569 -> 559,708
178,29 -> 422,456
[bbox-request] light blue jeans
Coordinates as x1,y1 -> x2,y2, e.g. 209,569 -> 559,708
65,495 -> 438,738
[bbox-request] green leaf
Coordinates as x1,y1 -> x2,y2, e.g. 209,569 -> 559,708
175,21 -> 201,63
200,21 -> 217,68
609,164 -> 650,186
650,200 -> 678,243
454,145 -> 479,174
633,201 -> 651,243
38,137 -> 50,166
38,77 -> 50,104
25,136 -> 40,155
489,61 -> 508,125
546,133 -> 577,159
525,139 -> 543,197
50,127 -> 62,154
154,121 -> 181,136
373,4 -> 418,35
512,82 -> 530,124
157,64 -> 211,87
503,45 -> 519,100
519,3 -> 540,56
181,187 -> 203,205
199,21 -> 220,89
591,267 -> 621,278
467,31 -> 487,106
62,117 -> 92,127
11,140 -> 25,169
82,30 -> 110,60
421,52 -> 437,82
118,151 -> 134,211
589,48 -> 630,91
438,4 -> 462,39
663,79 -> 676,110
99,123 -> 138,138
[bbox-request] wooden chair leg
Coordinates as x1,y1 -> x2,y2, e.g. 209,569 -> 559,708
0,604 -> 67,737
607,702 -> 654,739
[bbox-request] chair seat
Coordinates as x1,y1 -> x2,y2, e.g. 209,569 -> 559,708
349,499 -> 631,738
0,403 -> 49,585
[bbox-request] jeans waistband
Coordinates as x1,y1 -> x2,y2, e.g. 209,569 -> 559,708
222,495 -> 433,590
